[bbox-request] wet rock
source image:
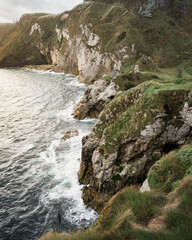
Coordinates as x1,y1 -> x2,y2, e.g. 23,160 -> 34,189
78,133 -> 99,184
61,130 -> 79,141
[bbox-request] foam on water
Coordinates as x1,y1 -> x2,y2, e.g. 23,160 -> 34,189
0,68 -> 97,240
22,144 -> 35,153
56,103 -> 75,122
39,128 -> 97,226
24,68 -> 65,76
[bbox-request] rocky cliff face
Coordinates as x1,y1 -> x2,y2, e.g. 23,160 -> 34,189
1,0 -> 192,214
72,80 -> 119,119
0,0 -> 192,84
78,78 -> 192,211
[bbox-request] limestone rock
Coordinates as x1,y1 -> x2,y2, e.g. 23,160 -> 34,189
138,0 -> 169,18
78,133 -> 100,184
72,80 -> 119,120
140,179 -> 151,192
79,81 -> 192,211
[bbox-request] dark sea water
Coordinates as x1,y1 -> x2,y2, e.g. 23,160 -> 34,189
0,68 -> 97,240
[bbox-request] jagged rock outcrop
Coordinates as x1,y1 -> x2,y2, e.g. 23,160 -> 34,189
61,130 -> 79,141
78,79 -> 192,211
72,80 -> 119,119
73,72 -> 159,120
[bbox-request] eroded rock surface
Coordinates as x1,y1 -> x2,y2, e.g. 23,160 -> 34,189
78,82 -> 192,211
72,80 -> 119,119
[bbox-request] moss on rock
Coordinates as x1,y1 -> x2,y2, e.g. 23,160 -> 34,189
94,76 -> 192,154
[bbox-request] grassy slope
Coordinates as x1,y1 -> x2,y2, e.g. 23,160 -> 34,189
41,176 -> 192,240
0,13 -> 56,67
0,1 -> 191,239
148,144 -> 192,192
0,23 -> 15,43
40,74 -> 192,239
0,1 -> 192,73
94,70 -> 192,153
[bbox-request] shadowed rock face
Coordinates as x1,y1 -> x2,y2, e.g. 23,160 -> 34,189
78,82 -> 192,212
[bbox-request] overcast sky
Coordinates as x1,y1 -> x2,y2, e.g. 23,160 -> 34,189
0,0 -> 83,23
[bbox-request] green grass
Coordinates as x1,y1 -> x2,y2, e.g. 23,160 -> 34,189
41,177 -> 192,240
148,145 -> 192,192
93,73 -> 192,153
0,0 -> 192,72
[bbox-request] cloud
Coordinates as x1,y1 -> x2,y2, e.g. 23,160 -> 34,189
0,0 -> 83,22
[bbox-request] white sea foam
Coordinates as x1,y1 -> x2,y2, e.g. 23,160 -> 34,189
24,67 -> 65,76
66,79 -> 86,87
39,129 -> 97,225
56,103 -> 75,122
79,118 -> 97,123
22,144 -> 35,153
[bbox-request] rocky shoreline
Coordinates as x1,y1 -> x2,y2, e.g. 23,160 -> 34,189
24,64 -> 64,73
1,0 -> 192,239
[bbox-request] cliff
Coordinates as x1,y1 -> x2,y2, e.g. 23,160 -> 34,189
42,166 -> 192,239
79,75 -> 192,211
1,1 -> 192,239
0,0 -> 192,83
0,23 -> 15,43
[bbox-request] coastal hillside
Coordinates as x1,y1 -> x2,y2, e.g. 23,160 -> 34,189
1,0 -> 192,239
0,0 -> 192,83
0,23 -> 15,43
41,157 -> 192,239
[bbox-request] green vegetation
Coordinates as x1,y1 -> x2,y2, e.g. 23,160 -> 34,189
0,23 -> 15,44
0,1 -> 191,239
111,72 -> 158,91
0,0 -> 192,73
148,145 -> 192,192
94,71 -> 192,153
41,177 -> 192,240
0,13 -> 57,67
41,144 -> 192,239
102,75 -> 111,81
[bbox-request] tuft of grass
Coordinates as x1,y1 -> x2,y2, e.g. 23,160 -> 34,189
102,75 -> 111,81
148,145 -> 192,193
41,177 -> 192,240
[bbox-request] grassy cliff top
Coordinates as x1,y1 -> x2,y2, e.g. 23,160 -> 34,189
41,141 -> 192,239
0,0 -> 192,71
148,144 -> 192,192
94,70 -> 192,153
41,176 -> 192,240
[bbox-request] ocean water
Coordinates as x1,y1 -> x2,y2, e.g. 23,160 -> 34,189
0,68 -> 97,240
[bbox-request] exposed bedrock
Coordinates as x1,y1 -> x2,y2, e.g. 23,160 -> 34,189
72,80 -> 119,119
1,0 -> 192,84
78,81 -> 192,211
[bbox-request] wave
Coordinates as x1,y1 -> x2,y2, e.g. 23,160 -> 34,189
39,129 -> 97,226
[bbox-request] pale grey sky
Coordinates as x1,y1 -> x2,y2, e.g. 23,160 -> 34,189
0,0 -> 83,22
